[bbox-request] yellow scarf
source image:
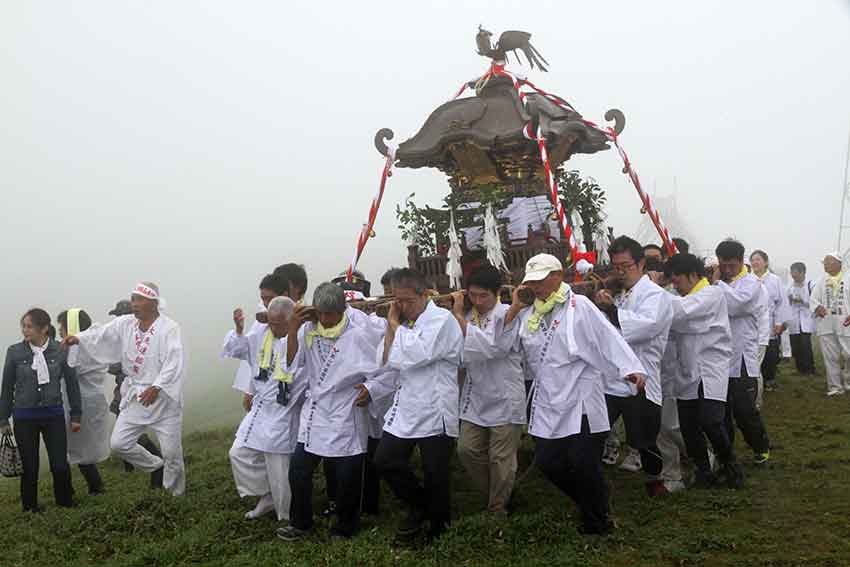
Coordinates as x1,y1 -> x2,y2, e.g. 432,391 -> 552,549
687,277 -> 710,296
66,308 -> 82,336
732,266 -> 749,283
306,313 -> 348,348
827,272 -> 843,294
527,283 -> 568,333
258,329 -> 292,383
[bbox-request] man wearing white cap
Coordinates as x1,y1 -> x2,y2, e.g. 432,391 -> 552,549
810,252 -> 850,396
63,281 -> 187,495
504,253 -> 646,535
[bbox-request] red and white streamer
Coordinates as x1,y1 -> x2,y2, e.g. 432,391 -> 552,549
346,147 -> 396,282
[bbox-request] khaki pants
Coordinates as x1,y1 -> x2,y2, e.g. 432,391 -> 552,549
457,421 -> 522,514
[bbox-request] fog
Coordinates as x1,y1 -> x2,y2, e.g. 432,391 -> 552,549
1,1 -> 848,430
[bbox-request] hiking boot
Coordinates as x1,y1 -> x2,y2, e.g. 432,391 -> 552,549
602,436 -> 620,465
320,500 -> 337,518
753,451 -> 770,465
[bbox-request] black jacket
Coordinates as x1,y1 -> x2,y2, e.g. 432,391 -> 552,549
0,339 -> 81,426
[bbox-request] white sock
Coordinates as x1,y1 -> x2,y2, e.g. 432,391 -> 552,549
245,493 -> 275,519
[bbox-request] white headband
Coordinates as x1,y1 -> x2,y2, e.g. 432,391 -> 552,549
131,283 -> 167,310
132,283 -> 159,301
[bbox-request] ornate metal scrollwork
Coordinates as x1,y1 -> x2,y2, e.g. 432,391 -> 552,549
374,128 -> 395,157
604,109 -> 626,136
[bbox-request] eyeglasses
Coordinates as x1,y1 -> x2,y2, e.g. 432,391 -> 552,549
611,262 -> 637,272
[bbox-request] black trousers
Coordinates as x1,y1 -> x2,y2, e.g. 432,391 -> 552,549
374,432 -> 454,538
790,332 -> 816,374
77,464 -> 104,494
289,443 -> 364,536
13,415 -> 73,511
362,436 -> 381,514
533,416 -> 609,533
761,338 -> 781,384
605,392 -> 663,476
677,384 -> 736,476
726,366 -> 770,455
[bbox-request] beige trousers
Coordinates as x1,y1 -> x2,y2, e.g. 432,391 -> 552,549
457,420 -> 522,514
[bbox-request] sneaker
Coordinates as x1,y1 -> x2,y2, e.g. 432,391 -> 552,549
618,447 -> 642,472
396,508 -> 425,537
602,437 -> 620,465
645,480 -> 669,497
753,451 -> 770,465
826,390 -> 845,397
276,526 -> 309,542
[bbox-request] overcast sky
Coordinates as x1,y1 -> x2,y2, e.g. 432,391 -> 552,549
2,1 -> 849,425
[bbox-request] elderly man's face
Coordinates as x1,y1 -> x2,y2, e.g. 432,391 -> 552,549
267,311 -> 289,338
824,256 -> 842,276
317,310 -> 344,329
130,294 -> 158,320
526,271 -> 563,300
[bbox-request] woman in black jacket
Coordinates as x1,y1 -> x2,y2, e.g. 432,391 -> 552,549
0,308 -> 82,512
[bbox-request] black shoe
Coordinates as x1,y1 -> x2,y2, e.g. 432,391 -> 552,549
396,508 -> 425,537
578,519 -> 615,536
692,469 -> 716,489
150,467 -> 164,489
320,501 -> 337,518
723,463 -> 744,490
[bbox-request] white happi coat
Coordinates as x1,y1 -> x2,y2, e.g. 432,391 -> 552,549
787,280 -> 814,334
670,285 -> 732,402
222,330 -> 305,454
459,302 -> 526,427
717,272 -> 762,378
759,272 -> 791,337
604,275 -> 672,406
382,300 -> 464,439
289,308 -> 384,457
65,340 -> 111,465
347,309 -> 395,439
517,287 -> 646,439
810,273 -> 850,337
75,314 -> 186,409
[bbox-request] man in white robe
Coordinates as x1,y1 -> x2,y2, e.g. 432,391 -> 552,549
63,282 -> 187,496
714,240 -> 771,465
787,262 -> 816,375
666,255 -> 743,489
222,296 -> 302,521
276,284 -> 385,541
373,268 -> 464,541
450,266 -> 525,515
227,273 -> 299,405
750,249 -> 791,391
505,254 -> 646,535
595,236 -> 673,496
810,252 -> 850,396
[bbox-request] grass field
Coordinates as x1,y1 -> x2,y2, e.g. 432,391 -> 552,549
1,361 -> 849,567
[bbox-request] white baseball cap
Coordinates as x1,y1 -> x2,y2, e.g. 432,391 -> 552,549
522,254 -> 563,283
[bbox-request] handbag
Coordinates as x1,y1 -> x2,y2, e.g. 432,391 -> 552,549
0,432 -> 24,477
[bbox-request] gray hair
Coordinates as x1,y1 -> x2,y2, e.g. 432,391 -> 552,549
267,296 -> 295,319
313,282 -> 346,313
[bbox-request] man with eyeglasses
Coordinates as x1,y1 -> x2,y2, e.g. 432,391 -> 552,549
594,236 -> 673,496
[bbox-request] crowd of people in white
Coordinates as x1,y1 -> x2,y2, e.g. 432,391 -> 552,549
1,239 -> 844,543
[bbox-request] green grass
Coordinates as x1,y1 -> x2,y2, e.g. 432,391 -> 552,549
2,361 -> 850,567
